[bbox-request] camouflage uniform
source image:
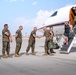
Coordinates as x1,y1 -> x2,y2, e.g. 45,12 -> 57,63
15,29 -> 22,54
26,31 -> 36,53
44,30 -> 50,53
48,30 -> 56,53
2,29 -> 11,56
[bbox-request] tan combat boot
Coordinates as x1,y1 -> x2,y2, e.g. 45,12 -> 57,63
15,53 -> 20,57
25,51 -> 29,55
7,55 -> 12,58
43,53 -> 48,56
32,52 -> 36,55
2,55 -> 8,58
17,54 -> 21,56
50,53 -> 53,56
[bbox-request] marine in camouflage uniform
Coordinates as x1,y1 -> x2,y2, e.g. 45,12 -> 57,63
15,26 -> 23,57
44,30 -> 50,54
48,29 -> 56,54
42,27 -> 53,56
2,24 -> 12,58
49,27 -> 56,53
26,27 -> 39,55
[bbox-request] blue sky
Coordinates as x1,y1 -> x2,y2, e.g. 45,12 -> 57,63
0,0 -> 76,35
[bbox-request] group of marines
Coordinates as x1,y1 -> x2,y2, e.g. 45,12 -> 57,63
2,24 -> 55,58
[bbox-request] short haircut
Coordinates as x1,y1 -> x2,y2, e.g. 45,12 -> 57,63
19,25 -> 23,28
34,27 -> 37,28
42,27 -> 46,29
4,24 -> 8,27
34,27 -> 37,29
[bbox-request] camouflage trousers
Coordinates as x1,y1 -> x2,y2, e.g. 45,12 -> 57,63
15,42 -> 22,54
44,40 -> 53,53
2,41 -> 10,55
26,42 -> 35,53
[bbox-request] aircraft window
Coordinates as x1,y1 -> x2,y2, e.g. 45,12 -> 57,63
51,11 -> 58,17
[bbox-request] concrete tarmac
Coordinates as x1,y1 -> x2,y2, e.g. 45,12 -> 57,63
0,37 -> 76,75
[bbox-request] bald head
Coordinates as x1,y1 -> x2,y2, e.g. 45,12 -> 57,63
42,27 -> 47,31
19,25 -> 23,30
50,26 -> 53,31
33,27 -> 37,32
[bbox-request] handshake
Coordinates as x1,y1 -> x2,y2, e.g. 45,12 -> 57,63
36,35 -> 43,39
